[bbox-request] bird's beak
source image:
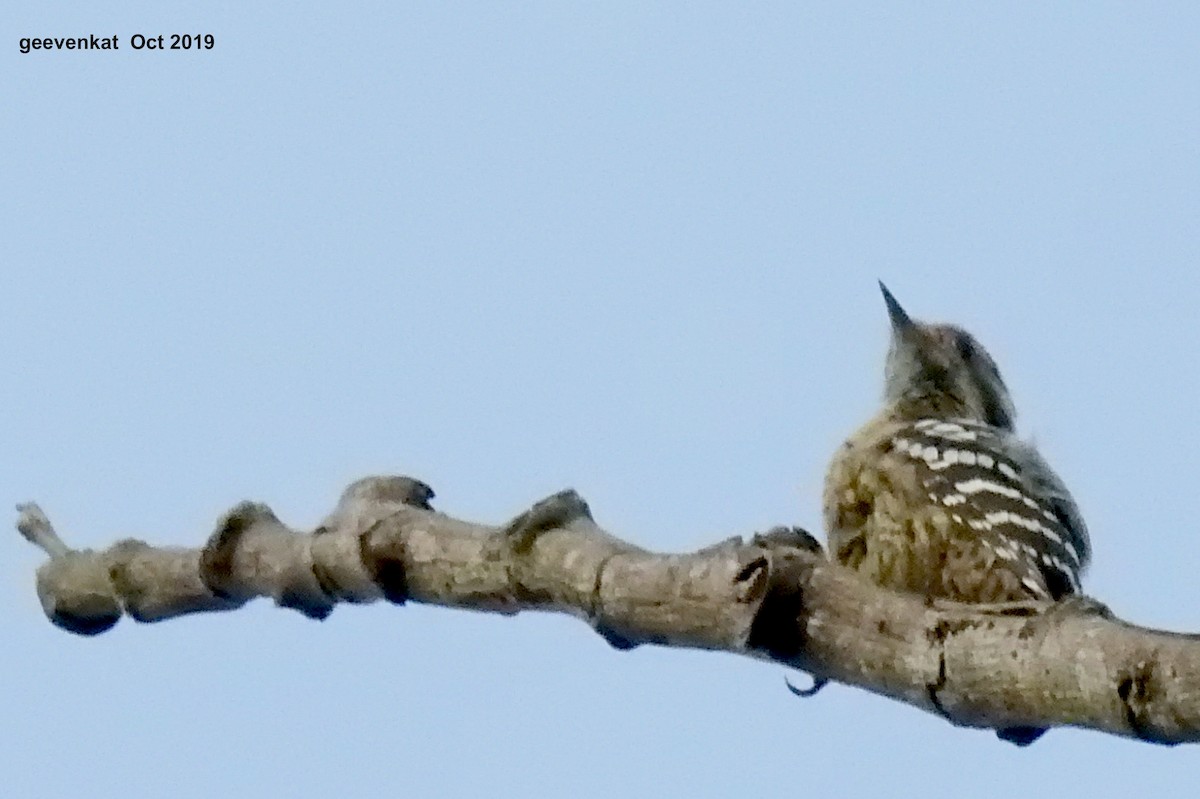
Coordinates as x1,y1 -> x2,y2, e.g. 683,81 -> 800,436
878,281 -> 914,334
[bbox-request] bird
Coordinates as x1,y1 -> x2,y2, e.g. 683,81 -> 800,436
822,283 -> 1092,745
824,283 -> 1091,607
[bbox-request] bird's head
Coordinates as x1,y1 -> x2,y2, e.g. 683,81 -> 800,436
879,282 -> 1016,430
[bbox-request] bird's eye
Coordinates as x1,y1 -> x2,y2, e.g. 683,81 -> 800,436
955,334 -> 976,361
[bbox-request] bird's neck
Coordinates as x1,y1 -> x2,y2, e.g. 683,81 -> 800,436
890,389 -> 980,425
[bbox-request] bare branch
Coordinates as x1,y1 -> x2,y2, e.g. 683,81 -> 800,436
15,475 -> 1200,745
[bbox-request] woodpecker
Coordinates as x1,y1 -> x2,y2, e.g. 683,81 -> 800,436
824,283 -> 1091,606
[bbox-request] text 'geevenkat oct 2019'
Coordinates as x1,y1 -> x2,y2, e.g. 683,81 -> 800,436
19,34 -> 215,54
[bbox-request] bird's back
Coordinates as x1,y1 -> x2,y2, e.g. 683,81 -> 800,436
825,409 -> 1089,603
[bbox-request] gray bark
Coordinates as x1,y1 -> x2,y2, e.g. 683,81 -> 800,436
16,474 -> 1200,745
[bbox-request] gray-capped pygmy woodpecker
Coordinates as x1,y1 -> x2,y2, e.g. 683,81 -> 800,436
824,283 -> 1090,606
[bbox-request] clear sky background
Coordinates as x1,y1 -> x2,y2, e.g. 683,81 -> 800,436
5,3 -> 1200,797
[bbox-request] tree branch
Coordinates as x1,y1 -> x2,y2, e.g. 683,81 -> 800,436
16,475 -> 1200,745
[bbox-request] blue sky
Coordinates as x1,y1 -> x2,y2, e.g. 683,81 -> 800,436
5,3 -> 1200,796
